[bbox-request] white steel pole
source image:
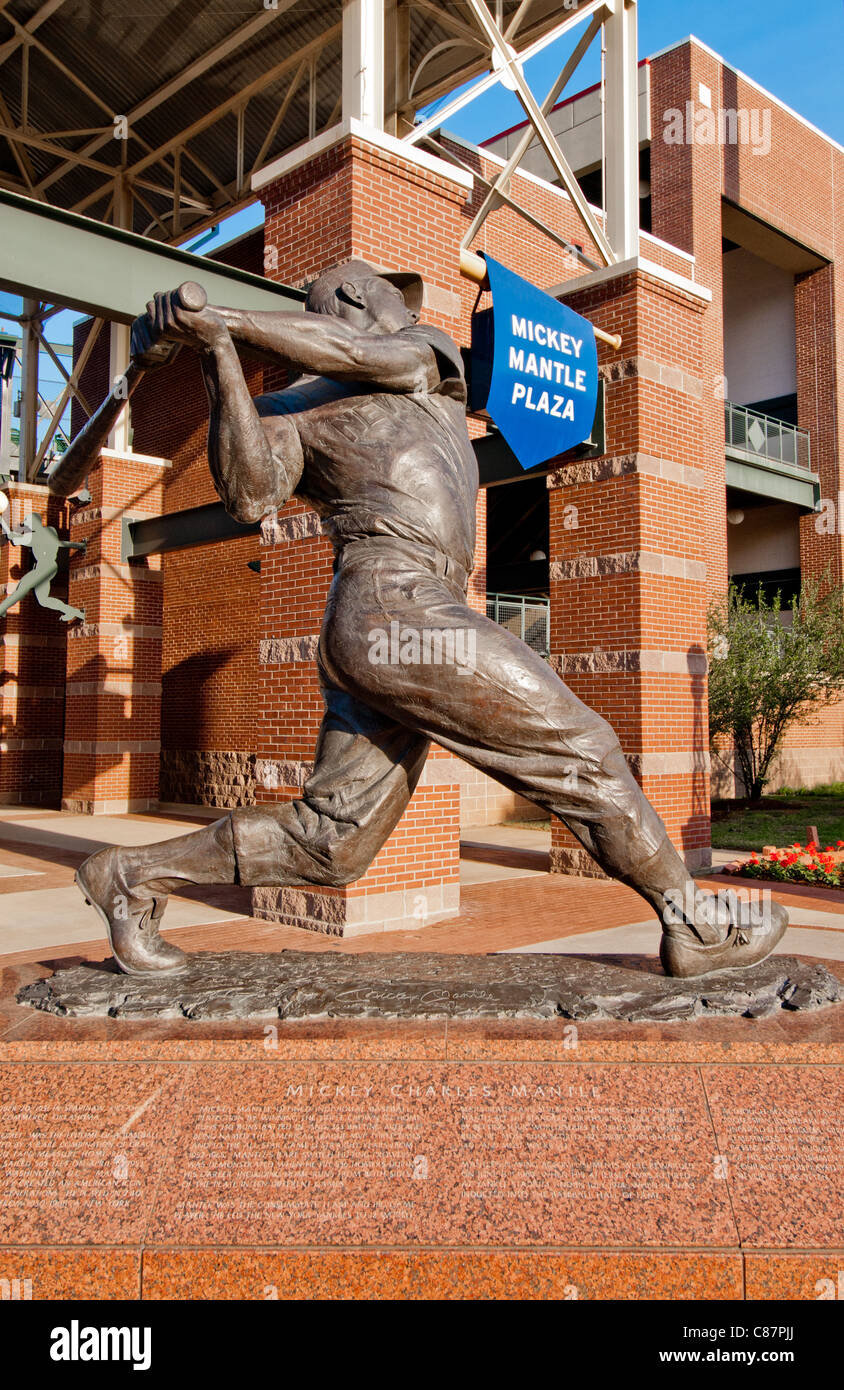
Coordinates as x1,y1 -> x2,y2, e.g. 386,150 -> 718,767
342,0 -> 385,129
604,0 -> 640,261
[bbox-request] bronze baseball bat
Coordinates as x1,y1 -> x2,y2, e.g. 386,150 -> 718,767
48,281 -> 207,498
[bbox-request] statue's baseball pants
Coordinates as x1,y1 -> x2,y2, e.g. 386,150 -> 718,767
229,538 -> 678,897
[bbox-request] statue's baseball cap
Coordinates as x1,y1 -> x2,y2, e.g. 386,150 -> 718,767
306,259 -> 424,316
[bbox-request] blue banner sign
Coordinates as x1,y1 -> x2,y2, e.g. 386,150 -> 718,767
475,254 -> 599,471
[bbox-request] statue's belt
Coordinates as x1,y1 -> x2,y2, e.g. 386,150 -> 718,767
335,537 -> 470,594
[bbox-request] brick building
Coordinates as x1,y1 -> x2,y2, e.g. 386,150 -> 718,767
1,8 -> 842,935
484,35 -> 843,797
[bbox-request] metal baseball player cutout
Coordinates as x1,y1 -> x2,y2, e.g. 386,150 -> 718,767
0,500 -> 85,624
68,261 -> 787,978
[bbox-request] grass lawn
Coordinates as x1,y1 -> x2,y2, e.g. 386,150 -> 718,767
711,783 -> 844,851
500,785 -> 844,854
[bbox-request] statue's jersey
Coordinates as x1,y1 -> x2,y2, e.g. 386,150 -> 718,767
257,324 -> 478,574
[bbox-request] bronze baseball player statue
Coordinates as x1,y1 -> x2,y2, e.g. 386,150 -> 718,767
72,260 -> 787,978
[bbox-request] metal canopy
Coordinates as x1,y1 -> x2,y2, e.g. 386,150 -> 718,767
0,184 -> 303,482
0,0 -> 586,244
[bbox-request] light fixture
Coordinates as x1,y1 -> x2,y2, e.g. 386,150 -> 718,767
726,509 -> 745,525
530,549 -> 547,562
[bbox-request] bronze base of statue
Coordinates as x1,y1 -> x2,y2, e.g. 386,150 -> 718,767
17,949 -> 841,1024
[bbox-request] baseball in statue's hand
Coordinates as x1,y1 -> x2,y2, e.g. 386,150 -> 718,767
0,491 -> 8,514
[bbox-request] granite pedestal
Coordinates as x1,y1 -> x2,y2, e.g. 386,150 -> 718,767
1,949 -> 842,1301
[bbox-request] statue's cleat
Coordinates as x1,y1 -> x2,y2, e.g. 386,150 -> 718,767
75,846 -> 188,975
660,899 -> 789,978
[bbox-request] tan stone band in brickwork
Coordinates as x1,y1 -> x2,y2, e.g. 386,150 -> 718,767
1,632 -> 66,650
551,844 -> 712,876
260,511 -> 325,545
1,686 -> 64,700
255,758 -> 311,791
599,355 -> 705,399
67,680 -> 162,697
70,507 -> 159,527
547,452 -> 705,490
67,622 -> 163,640
252,882 -> 460,937
71,563 -> 163,584
0,737 -> 63,751
64,739 -> 161,754
627,752 -> 711,777
62,796 -> 157,814
255,756 -> 466,793
550,552 -> 707,582
551,649 -> 708,675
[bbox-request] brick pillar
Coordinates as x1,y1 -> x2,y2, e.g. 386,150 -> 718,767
249,126 -> 474,935
649,42 -> 729,603
548,265 -> 712,874
62,450 -> 168,814
0,482 -> 68,806
796,263 -> 844,588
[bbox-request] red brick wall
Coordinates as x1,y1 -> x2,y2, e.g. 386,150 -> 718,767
796,264 -> 844,591
649,43 -> 730,603
63,454 -> 165,812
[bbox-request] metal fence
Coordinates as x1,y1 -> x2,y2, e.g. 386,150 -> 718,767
487,593 -> 550,658
725,401 -> 811,472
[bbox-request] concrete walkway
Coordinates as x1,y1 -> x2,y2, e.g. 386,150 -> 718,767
0,809 -> 249,959
1,807 -> 843,965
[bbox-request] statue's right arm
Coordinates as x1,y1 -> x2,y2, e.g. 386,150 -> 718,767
199,327 -> 304,524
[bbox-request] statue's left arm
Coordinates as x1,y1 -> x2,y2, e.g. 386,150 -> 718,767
199,327 -> 305,523
132,297 -> 304,523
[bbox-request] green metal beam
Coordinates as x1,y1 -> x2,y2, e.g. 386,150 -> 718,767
123,502 -> 260,560
123,401 -> 607,559
0,188 -> 304,323
725,451 -> 820,513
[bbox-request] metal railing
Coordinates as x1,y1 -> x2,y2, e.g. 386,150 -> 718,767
725,401 -> 811,472
487,593 -> 550,658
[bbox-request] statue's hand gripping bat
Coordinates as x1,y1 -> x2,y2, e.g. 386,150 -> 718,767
47,281 -> 207,498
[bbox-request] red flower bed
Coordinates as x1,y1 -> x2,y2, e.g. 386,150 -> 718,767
723,841 -> 844,889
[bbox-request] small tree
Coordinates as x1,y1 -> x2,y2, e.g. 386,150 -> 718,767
707,576 -> 844,801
